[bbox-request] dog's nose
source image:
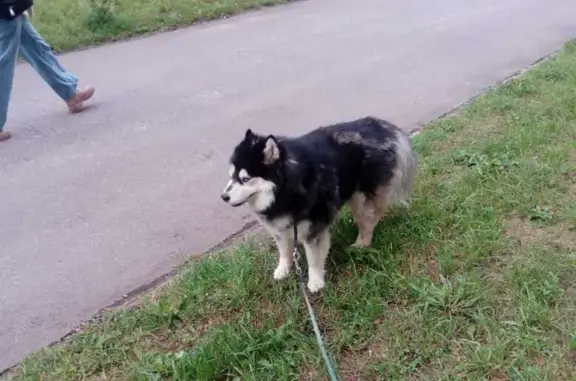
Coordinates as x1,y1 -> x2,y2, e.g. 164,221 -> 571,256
221,193 -> 230,202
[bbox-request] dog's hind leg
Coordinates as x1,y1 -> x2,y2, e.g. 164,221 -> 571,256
348,188 -> 392,247
273,230 -> 294,280
303,228 -> 331,293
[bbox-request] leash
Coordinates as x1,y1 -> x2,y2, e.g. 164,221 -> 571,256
292,222 -> 339,381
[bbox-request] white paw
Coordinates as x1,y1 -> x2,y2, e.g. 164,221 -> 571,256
273,263 -> 292,280
307,276 -> 325,293
351,241 -> 368,248
351,237 -> 370,248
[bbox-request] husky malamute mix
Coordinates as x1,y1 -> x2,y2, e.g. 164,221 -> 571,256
220,116 -> 417,293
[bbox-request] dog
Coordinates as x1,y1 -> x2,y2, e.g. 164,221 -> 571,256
220,116 -> 417,293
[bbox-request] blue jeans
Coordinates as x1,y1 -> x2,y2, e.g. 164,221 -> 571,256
0,15 -> 78,131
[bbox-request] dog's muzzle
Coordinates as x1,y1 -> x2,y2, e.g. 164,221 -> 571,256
221,193 -> 244,207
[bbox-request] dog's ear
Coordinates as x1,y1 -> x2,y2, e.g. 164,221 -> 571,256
244,129 -> 253,140
263,135 -> 280,165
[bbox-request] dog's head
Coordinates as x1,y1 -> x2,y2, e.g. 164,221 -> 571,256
221,129 -> 284,212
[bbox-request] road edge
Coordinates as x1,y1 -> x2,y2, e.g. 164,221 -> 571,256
0,46 -> 563,377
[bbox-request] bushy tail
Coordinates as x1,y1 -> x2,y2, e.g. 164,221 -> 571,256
389,130 -> 418,206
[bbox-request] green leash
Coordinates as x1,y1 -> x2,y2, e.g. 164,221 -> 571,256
292,222 -> 339,381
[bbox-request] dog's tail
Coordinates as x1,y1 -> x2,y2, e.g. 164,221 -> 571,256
389,129 -> 418,206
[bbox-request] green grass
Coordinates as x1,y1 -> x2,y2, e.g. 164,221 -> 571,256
30,0 -> 293,52
6,41 -> 576,380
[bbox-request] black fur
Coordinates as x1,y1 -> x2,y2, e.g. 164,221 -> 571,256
229,116 -> 406,241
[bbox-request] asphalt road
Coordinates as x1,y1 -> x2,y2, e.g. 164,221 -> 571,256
1,0 -> 575,371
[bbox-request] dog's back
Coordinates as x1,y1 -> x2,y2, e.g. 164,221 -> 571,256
286,116 -> 416,207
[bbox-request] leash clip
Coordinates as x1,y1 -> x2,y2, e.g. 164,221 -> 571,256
292,247 -> 302,275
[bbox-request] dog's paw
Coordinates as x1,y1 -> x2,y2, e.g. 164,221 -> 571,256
307,276 -> 325,293
351,240 -> 369,248
273,263 -> 292,280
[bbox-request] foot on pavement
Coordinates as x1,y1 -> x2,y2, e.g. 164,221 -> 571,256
0,131 -> 12,142
67,86 -> 95,114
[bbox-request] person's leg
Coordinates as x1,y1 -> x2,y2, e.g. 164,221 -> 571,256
0,16 -> 23,139
18,16 -> 93,113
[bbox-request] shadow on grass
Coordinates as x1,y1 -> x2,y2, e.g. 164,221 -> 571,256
327,203 -> 441,276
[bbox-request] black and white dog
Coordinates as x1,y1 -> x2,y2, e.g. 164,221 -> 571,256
220,116 -> 417,293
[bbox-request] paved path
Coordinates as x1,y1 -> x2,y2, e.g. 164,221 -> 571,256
1,0 -> 575,371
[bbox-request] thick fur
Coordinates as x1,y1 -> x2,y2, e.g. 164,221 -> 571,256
221,116 -> 417,293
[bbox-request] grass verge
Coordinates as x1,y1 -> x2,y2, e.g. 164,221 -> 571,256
30,0 -> 293,53
6,40 -> 576,380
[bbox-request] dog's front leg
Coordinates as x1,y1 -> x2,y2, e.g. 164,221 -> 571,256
273,231 -> 294,280
303,229 -> 331,293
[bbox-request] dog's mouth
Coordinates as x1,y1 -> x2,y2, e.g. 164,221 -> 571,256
228,192 -> 257,208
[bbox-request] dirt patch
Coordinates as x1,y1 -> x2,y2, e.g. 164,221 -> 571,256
398,243 -> 440,280
505,216 -> 576,250
562,170 -> 576,195
142,328 -> 193,353
562,171 -> 576,182
338,342 -> 385,381
298,364 -> 321,381
141,312 -> 234,354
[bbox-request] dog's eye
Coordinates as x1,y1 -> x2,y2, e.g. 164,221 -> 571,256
240,176 -> 251,183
